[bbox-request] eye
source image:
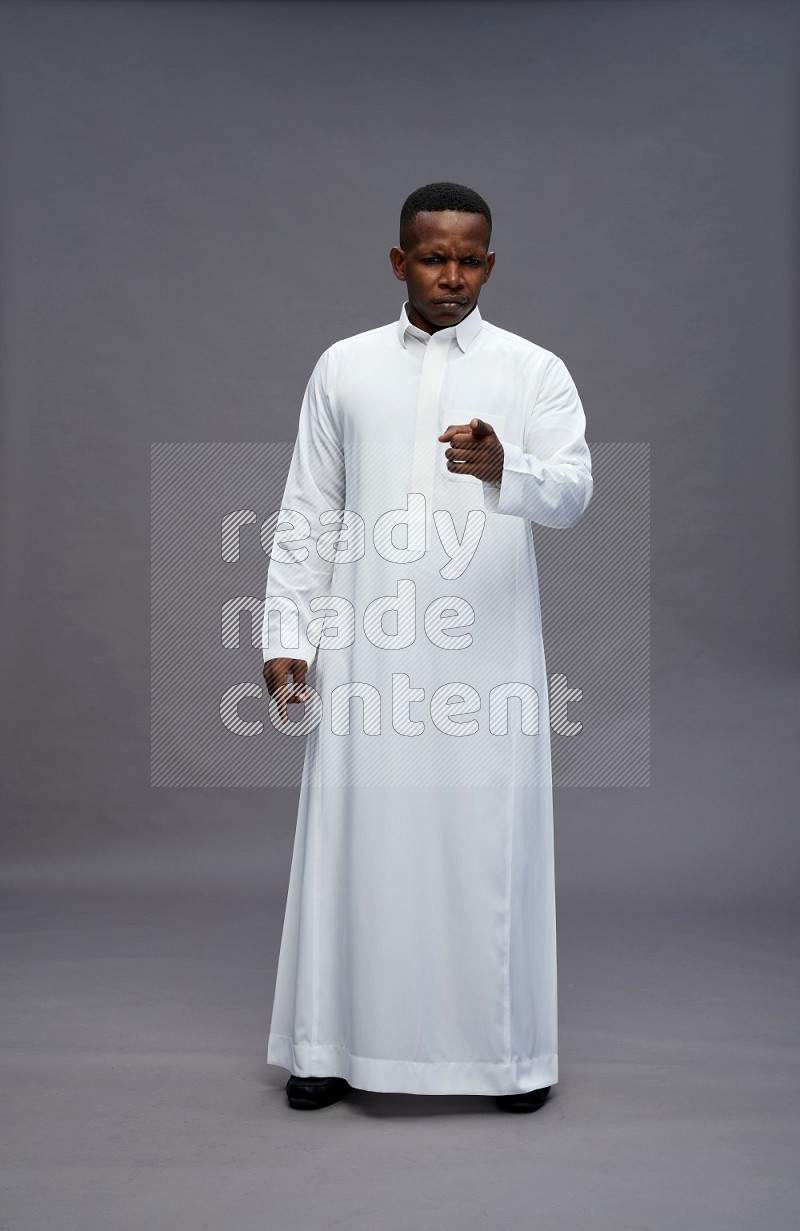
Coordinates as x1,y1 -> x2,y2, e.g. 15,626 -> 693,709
422,256 -> 442,263
463,258 -> 480,265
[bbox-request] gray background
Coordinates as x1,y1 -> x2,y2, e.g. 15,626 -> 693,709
1,1 -> 798,1228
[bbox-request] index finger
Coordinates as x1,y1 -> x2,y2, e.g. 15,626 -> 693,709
438,423 -> 472,441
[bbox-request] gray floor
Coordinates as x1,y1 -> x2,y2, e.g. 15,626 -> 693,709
3,878 -> 796,1231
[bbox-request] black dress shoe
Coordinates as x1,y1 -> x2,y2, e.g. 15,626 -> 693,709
496,1085 -> 551,1113
285,1074 -> 350,1110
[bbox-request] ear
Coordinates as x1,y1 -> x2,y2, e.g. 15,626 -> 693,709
389,246 -> 407,281
483,251 -> 496,282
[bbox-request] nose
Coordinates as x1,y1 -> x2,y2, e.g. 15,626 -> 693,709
439,262 -> 464,288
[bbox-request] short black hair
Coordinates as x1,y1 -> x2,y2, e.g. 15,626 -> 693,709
400,182 -> 492,248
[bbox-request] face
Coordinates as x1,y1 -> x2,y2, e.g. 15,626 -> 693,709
390,210 -> 495,333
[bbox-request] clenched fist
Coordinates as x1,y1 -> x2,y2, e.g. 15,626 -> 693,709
263,657 -> 312,725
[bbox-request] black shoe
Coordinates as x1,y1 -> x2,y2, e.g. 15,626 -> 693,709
285,1074 -> 350,1110
496,1085 -> 551,1113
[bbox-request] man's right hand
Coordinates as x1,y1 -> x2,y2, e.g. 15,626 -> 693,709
263,657 -> 312,725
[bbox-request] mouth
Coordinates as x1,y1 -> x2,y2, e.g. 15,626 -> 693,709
433,298 -> 469,309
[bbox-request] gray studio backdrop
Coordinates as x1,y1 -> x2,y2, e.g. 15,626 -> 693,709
1,0 -> 798,908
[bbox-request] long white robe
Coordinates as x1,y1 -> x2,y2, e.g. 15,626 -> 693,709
262,301 -> 592,1095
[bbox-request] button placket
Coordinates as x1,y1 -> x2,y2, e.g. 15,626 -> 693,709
408,330 -> 453,509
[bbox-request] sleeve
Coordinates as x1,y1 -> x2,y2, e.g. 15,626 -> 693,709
481,352 -> 593,528
261,347 -> 345,669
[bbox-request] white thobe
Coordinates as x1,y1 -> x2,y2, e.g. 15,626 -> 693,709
262,301 -> 592,1095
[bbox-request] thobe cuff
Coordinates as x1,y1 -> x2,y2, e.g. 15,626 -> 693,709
481,438 -> 591,527
480,439 -> 545,516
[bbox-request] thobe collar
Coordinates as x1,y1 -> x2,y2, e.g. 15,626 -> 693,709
397,301 -> 484,353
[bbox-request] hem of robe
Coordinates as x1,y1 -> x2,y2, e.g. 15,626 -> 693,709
267,1033 -> 558,1096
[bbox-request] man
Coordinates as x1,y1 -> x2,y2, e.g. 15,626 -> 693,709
261,182 -> 592,1113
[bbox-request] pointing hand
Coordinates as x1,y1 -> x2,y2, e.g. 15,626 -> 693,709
438,418 -> 504,484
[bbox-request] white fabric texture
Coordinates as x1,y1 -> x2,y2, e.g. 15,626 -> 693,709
262,301 -> 593,1094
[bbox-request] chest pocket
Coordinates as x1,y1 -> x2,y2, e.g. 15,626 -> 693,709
440,412 -> 507,484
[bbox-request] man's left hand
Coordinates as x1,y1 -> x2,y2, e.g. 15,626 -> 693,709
438,418 -> 504,484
